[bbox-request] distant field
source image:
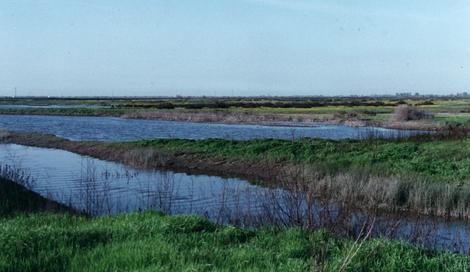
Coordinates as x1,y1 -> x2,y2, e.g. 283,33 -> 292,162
0,96 -> 469,129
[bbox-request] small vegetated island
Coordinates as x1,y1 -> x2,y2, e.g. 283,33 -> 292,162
1,96 -> 470,271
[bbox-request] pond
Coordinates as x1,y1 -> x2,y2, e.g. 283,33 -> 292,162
0,114 -> 425,141
0,104 -> 110,109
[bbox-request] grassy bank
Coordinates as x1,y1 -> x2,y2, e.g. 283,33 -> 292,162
135,137 -> 470,184
1,211 -> 469,271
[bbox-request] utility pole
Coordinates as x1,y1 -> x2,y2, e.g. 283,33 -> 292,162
14,87 -> 17,98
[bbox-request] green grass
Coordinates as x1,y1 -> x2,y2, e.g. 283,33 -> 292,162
134,137 -> 470,184
1,211 -> 468,272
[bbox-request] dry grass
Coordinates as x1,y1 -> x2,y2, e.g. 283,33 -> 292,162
121,111 -> 328,125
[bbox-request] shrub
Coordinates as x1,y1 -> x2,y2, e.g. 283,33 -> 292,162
391,105 -> 434,121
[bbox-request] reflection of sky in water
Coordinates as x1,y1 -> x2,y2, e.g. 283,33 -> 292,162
0,143 -> 468,254
0,114 -> 426,141
0,104 -> 109,109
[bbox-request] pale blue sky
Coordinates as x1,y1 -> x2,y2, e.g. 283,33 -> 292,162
0,0 -> 469,96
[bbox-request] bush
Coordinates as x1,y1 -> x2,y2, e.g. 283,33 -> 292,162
391,105 -> 434,121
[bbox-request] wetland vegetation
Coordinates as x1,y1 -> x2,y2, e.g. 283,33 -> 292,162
3,129 -> 470,219
2,96 -> 470,129
1,96 -> 470,271
0,175 -> 469,272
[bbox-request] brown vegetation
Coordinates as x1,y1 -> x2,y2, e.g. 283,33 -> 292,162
122,110 -> 444,131
391,104 -> 434,122
121,111 -> 329,125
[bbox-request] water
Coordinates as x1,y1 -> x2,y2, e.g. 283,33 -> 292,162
0,114 -> 424,141
0,104 -> 110,109
1,144 -> 469,254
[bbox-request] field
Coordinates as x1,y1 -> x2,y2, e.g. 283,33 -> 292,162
1,96 -> 470,129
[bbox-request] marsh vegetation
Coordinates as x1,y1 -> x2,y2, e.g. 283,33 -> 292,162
1,96 -> 470,130
0,166 -> 469,271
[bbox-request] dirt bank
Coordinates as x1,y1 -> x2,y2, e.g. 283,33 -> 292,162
0,131 -> 283,182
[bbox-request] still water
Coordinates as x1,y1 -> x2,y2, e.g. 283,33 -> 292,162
0,144 -> 468,254
0,114 -> 424,141
0,104 -> 110,109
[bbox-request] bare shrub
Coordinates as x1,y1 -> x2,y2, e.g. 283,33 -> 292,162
391,105 -> 434,121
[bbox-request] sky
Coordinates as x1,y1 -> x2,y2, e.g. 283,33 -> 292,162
0,0 -> 469,97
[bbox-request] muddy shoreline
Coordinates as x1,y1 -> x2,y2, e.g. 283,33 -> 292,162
0,131 -> 282,183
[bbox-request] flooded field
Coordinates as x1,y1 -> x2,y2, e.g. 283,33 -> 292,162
1,143 -> 469,254
0,114 -> 425,141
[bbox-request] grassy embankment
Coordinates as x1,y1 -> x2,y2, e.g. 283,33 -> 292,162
0,177 -> 469,271
133,136 -> 470,218
135,137 -> 470,184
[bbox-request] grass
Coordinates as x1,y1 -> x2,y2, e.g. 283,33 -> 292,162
134,137 -> 470,184
1,211 -> 469,271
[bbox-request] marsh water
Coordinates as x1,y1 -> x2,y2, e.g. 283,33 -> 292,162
1,144 -> 469,254
0,104 -> 110,109
0,114 -> 424,141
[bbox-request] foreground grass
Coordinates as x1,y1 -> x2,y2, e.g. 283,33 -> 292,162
1,212 -> 469,272
135,137 -> 470,184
